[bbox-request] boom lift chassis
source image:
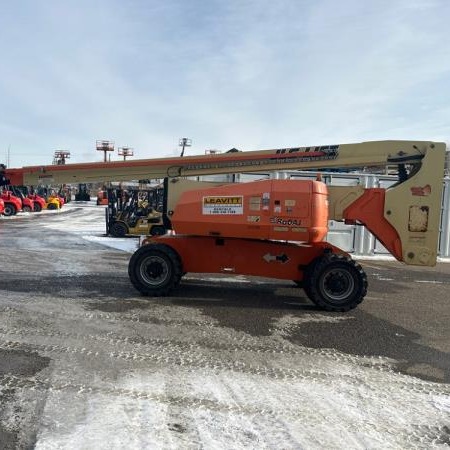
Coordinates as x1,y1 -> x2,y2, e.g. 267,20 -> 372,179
129,237 -> 367,311
3,140 -> 446,311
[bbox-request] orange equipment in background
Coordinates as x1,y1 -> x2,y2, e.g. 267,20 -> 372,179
96,189 -> 108,205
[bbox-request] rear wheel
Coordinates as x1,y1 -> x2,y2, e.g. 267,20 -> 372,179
303,254 -> 367,312
33,203 -> 42,212
23,205 -> 32,213
128,244 -> 182,296
46,202 -> 58,210
150,225 -> 166,236
109,221 -> 128,237
3,203 -> 16,216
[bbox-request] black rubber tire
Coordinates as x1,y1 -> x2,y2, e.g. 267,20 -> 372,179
3,203 -> 16,216
303,254 -> 367,312
23,205 -> 32,213
128,244 -> 182,296
294,257 -> 320,288
47,203 -> 58,210
109,221 -> 128,237
33,203 -> 42,212
150,225 -> 166,236
301,257 -> 321,299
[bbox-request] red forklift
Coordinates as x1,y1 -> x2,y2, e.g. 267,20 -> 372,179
15,186 -> 46,212
0,189 -> 22,216
8,186 -> 35,212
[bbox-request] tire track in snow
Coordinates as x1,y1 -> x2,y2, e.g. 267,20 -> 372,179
4,371 -> 448,446
1,338 -> 449,397
0,306 -> 401,366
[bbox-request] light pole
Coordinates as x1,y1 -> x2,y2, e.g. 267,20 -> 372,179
96,140 -> 115,162
53,150 -> 71,165
179,138 -> 191,157
118,147 -> 134,161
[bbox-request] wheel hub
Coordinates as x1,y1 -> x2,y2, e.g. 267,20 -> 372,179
321,269 -> 355,301
140,256 -> 169,286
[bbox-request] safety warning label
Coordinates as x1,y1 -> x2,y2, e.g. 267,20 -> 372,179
202,196 -> 243,215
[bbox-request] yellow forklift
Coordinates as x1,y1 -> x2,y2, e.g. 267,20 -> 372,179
105,186 -> 166,237
36,187 -> 63,210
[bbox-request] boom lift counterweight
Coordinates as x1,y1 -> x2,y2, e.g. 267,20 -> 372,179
2,140 -> 446,311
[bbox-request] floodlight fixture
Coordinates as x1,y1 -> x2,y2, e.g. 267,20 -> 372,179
118,146 -> 134,161
53,150 -> 71,165
96,140 -> 115,162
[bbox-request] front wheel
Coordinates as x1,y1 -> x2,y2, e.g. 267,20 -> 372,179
109,221 -> 128,237
128,244 -> 182,296
3,203 -> 17,216
33,203 -> 42,212
303,254 -> 367,312
23,205 -> 32,213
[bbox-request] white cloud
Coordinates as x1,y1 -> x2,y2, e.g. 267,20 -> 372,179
0,0 -> 449,167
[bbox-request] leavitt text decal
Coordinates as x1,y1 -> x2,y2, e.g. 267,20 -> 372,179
203,196 -> 243,215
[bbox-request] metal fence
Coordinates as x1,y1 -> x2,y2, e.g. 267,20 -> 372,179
232,171 -> 450,259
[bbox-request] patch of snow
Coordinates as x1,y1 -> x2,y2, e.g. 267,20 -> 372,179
34,351 -> 450,450
186,276 -> 256,284
271,313 -> 351,337
82,235 -> 139,253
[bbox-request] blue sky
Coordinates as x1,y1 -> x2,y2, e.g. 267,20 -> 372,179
1,0 -> 449,167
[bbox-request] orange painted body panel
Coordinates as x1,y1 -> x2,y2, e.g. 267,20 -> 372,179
148,235 -> 345,280
172,179 -> 328,243
343,188 -> 402,261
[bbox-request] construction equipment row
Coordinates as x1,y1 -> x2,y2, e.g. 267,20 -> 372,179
0,184 -> 70,216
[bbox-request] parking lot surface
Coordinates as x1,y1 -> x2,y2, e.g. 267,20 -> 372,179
1,204 -> 449,448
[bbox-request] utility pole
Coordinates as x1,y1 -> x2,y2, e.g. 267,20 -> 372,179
179,138 -> 191,157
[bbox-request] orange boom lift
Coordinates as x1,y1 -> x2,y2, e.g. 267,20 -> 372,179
2,140 -> 446,311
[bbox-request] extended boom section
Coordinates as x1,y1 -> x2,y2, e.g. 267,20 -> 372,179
4,140 -> 445,186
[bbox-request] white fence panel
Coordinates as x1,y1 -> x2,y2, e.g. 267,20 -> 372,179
439,179 -> 450,258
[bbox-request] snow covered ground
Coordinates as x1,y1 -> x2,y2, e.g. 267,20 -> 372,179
2,202 -> 450,449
